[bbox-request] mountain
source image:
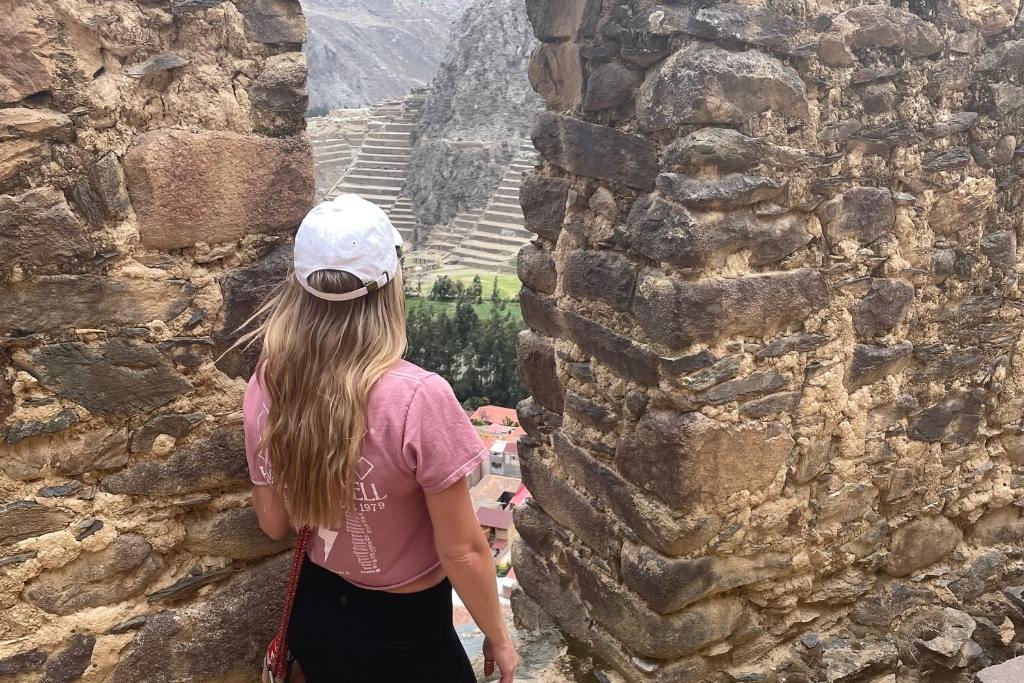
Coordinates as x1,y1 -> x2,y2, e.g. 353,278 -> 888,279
404,0 -> 541,227
301,0 -> 472,112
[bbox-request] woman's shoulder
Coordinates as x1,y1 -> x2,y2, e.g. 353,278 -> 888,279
379,360 -> 450,395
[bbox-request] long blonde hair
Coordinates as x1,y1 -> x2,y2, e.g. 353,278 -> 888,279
236,266 -> 407,527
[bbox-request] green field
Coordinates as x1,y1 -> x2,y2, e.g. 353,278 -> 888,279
406,296 -> 522,320
404,270 -> 523,319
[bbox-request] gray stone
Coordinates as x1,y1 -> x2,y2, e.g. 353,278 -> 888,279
130,413 -> 205,453
517,331 -> 564,413
125,53 -> 189,78
847,342 -> 914,389
237,0 -> 307,43
184,506 -> 292,560
107,615 -> 148,635
554,434 -> 721,556
978,656 -> 1024,683
819,637 -> 899,682
658,350 -> 716,377
817,482 -> 878,526
982,230 -> 1017,275
510,542 -> 590,642
42,634 -> 95,683
861,81 -> 898,113
250,52 -> 307,113
520,287 -> 565,340
526,0 -> 602,42
850,279 -> 915,339
584,62 -> 642,111
924,111 -> 980,137
147,567 -> 233,603
664,127 -> 807,172
6,409 -> 78,445
37,481 -> 84,498
563,249 -> 636,311
816,187 -> 895,245
971,506 -> 1024,546
818,5 -> 943,66
621,542 -> 792,614
564,391 -> 617,432
24,534 -> 161,615
0,188 -> 92,270
617,410 -> 793,509
637,44 -> 807,130
656,173 -> 782,209
980,41 -> 1024,71
852,121 -> 922,153
72,519 -> 103,541
886,516 -> 963,577
739,391 -> 802,419
623,196 -> 817,269
756,333 -> 829,358
532,112 -> 658,190
634,269 -> 829,349
0,649 -> 47,676
88,153 -> 133,220
21,340 -> 191,416
517,242 -> 557,295
520,175 -> 570,242
529,42 -> 584,111
0,275 -> 195,333
519,447 -> 617,558
683,3 -> 802,52
675,356 -> 740,391
567,552 -> 745,659
701,370 -> 788,405
563,311 -> 659,385
992,82 -> 1024,115
923,147 -> 972,172
0,500 -> 72,545
909,388 -> 986,445
102,428 -> 249,495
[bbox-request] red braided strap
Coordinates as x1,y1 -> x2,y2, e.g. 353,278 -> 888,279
271,526 -> 312,677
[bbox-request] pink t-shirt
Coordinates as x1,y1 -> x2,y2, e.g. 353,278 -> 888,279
243,359 -> 488,590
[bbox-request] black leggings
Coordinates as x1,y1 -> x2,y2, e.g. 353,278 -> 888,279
286,556 -> 476,682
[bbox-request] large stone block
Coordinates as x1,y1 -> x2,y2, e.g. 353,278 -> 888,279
102,428 -> 249,495
532,112 -> 658,191
621,542 -> 793,614
664,127 -> 806,172
21,340 -> 192,416
529,43 -> 584,111
567,552 -> 746,659
553,434 -> 720,556
909,388 -> 986,444
511,541 -> 591,641
0,108 -> 72,141
217,244 -> 293,343
520,175 -> 570,242
850,278 -> 915,339
517,242 -> 557,294
623,195 -> 817,269
185,506 -> 293,560
636,44 -> 807,131
110,553 -> 291,682
0,17 -> 54,103
24,534 -> 162,615
819,5 -> 944,66
683,4 -> 802,52
0,188 -> 92,270
616,410 -> 793,509
519,444 -> 617,557
516,331 -> 564,413
633,269 -> 829,349
563,311 -> 659,385
584,62 -> 642,112
526,0 -> 602,42
563,249 -> 637,311
123,130 -> 314,249
520,287 -> 565,339
41,634 -> 95,683
0,501 -> 72,545
237,0 -> 308,43
250,52 -> 308,113
656,173 -> 782,209
816,187 -> 895,245
0,276 -> 195,333
885,516 -> 963,577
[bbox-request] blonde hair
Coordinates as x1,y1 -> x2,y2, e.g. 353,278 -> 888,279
235,266 -> 407,528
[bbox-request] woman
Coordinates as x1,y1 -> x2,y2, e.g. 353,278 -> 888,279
239,194 -> 519,682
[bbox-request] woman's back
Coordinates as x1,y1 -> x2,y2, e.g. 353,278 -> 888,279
244,358 -> 488,590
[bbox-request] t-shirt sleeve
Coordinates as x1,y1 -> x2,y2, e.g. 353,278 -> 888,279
403,373 -> 488,494
243,372 -> 273,486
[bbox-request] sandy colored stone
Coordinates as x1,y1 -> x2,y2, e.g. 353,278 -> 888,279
0,14 -> 54,104
0,108 -> 72,141
123,129 -> 315,249
885,516 -> 963,577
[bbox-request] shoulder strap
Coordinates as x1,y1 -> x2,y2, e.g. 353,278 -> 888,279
272,526 -> 313,677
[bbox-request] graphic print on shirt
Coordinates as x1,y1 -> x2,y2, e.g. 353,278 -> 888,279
345,455 -> 388,574
254,402 -> 273,484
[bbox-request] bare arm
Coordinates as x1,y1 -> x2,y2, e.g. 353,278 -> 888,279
252,484 -> 291,540
426,479 -> 517,681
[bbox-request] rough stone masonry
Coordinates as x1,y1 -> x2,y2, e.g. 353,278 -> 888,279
513,0 -> 1024,681
0,0 -> 313,680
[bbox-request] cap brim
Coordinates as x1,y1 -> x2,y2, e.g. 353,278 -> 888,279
392,227 -> 404,245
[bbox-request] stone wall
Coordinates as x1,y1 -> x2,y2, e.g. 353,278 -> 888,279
0,1 -> 312,680
512,1 -> 1024,681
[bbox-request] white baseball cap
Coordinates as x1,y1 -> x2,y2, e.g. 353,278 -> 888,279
293,194 -> 404,301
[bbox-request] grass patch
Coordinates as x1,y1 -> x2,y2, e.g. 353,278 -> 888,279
407,296 -> 522,320
406,269 -> 522,301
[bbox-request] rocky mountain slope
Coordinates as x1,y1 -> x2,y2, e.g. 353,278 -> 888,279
302,0 -> 471,111
404,0 -> 542,228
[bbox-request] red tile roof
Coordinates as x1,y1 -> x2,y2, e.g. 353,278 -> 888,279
470,406 -> 519,427
475,506 -> 513,530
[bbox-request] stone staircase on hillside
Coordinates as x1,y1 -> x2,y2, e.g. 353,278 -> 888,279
325,92 -> 426,243
405,209 -> 483,272
447,141 -> 538,273
309,115 -> 368,202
